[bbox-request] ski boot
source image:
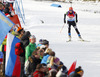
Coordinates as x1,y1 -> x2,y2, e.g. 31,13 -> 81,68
67,33 -> 71,41
78,34 -> 84,41
69,36 -> 71,41
67,35 -> 71,42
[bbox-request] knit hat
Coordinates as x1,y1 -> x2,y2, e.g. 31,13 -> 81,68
30,35 -> 36,39
18,29 -> 24,34
42,40 -> 49,45
75,66 -> 83,73
39,39 -> 43,44
69,7 -> 73,10
17,27 -> 24,34
17,27 -> 22,31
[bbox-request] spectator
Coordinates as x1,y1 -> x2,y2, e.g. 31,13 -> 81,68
32,64 -> 45,77
37,49 -> 44,60
25,35 -> 36,62
19,31 -> 31,77
41,48 -> 52,64
37,39 -> 43,47
42,40 -> 49,48
69,66 -> 84,77
27,48 -> 41,76
42,64 -> 49,77
40,45 -> 47,52
3,3 -> 13,17
74,66 -> 84,77
64,7 -> 83,41
20,31 -> 31,48
47,51 -> 60,67
56,62 -> 68,77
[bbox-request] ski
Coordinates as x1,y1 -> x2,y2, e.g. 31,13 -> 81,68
78,39 -> 90,42
66,39 -> 90,42
66,39 -> 71,42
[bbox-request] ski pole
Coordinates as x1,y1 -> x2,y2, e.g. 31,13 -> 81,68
69,1 -> 72,7
60,24 -> 65,33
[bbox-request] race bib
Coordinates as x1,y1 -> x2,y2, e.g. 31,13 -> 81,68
67,17 -> 75,21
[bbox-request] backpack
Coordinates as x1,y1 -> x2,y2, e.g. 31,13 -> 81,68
15,42 -> 23,56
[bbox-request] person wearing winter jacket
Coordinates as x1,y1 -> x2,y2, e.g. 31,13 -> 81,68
69,66 -> 84,77
64,7 -> 83,41
74,66 -> 84,77
47,51 -> 60,67
32,64 -> 45,77
56,62 -> 68,77
42,39 -> 49,48
37,48 -> 44,60
3,3 -> 13,17
48,69 -> 57,77
37,39 -> 43,47
25,35 -> 36,62
19,31 -> 31,77
27,49 -> 41,75
41,48 -> 52,64
20,31 -> 31,48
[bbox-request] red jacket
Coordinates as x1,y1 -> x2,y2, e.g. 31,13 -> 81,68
32,70 -> 45,77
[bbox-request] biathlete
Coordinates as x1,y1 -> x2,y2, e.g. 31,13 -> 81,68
64,7 -> 83,41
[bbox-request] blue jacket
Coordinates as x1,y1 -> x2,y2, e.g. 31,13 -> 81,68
37,43 -> 42,47
41,54 -> 50,64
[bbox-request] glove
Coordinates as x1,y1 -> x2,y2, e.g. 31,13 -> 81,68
64,20 -> 66,23
76,20 -> 78,23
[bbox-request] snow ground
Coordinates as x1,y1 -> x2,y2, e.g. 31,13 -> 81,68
22,0 -> 100,77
